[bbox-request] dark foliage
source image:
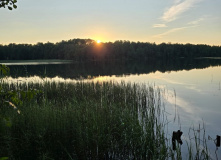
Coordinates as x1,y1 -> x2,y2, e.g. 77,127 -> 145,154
0,39 -> 221,61
0,0 -> 17,10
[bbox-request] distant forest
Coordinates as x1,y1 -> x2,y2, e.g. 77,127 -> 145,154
0,39 -> 221,61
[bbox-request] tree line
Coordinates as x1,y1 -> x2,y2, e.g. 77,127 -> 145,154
0,39 -> 221,62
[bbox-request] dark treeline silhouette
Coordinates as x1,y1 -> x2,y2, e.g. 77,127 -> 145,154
8,58 -> 221,79
0,39 -> 221,61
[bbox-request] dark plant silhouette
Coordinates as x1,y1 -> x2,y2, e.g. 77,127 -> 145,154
172,130 -> 183,150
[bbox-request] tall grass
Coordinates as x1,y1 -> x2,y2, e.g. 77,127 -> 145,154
0,81 -> 213,159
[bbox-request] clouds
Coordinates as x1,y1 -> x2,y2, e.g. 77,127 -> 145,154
153,26 -> 194,38
188,17 -> 204,25
152,24 -> 167,28
162,0 -> 203,22
153,16 -> 205,38
152,0 -> 205,39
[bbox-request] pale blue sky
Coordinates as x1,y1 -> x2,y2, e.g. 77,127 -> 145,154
0,0 -> 220,45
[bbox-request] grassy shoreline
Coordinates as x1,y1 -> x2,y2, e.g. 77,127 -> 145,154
0,81 -> 212,159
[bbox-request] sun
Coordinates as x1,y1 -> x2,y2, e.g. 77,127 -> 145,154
96,40 -> 101,43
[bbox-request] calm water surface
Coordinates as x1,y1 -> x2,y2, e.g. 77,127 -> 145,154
2,61 -> 221,158
92,66 -> 221,158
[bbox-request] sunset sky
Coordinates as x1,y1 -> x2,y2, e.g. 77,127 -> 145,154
0,0 -> 220,45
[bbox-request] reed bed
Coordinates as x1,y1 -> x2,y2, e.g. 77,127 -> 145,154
0,81 -> 212,159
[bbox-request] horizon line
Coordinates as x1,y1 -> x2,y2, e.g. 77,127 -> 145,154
0,38 -> 220,47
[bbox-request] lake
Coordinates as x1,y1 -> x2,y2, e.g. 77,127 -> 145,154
1,59 -> 221,158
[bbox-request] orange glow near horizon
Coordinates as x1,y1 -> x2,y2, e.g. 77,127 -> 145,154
96,40 -> 101,43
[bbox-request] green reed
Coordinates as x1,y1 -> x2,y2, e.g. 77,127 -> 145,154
0,81 -> 212,159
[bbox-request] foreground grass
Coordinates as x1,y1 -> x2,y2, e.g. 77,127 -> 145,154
0,81 -> 211,159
